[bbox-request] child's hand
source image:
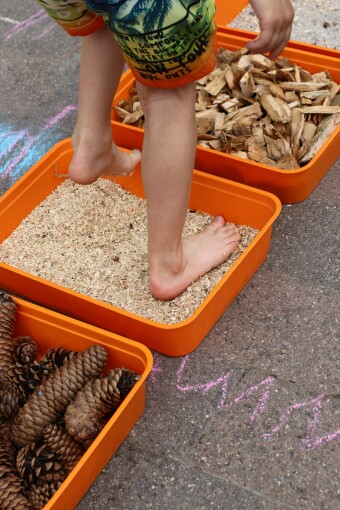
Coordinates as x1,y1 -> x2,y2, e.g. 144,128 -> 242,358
247,0 -> 295,59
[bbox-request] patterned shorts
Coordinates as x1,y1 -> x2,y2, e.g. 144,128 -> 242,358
34,0 -> 217,88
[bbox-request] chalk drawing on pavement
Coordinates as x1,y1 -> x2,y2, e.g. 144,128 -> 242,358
0,105 -> 76,184
145,353 -> 340,452
3,10 -> 56,41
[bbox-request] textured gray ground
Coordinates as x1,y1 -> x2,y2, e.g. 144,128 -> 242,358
0,2 -> 339,509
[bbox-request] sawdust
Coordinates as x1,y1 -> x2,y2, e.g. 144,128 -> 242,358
0,178 -> 259,324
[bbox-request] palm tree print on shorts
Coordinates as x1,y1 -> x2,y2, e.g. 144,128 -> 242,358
88,0 -> 217,86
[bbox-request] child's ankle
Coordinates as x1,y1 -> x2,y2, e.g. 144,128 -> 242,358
72,125 -> 112,151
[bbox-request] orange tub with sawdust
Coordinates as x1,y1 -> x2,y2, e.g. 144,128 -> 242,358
8,295 -> 152,510
111,27 -> 340,203
0,139 -> 280,356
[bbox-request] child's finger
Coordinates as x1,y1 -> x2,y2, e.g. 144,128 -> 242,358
247,29 -> 281,55
247,0 -> 294,58
247,24 -> 292,59
268,24 -> 293,58
268,29 -> 292,59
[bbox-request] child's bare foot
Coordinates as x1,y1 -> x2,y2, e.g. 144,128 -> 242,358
69,131 -> 141,184
149,216 -> 241,300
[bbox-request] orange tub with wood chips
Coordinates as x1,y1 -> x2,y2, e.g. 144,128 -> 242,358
111,27 -> 340,203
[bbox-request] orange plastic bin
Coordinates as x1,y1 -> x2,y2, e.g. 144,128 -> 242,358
8,295 -> 153,510
0,138 -> 281,356
111,27 -> 340,203
214,0 -> 249,26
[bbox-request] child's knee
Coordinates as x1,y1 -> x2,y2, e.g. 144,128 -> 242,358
136,82 -> 196,114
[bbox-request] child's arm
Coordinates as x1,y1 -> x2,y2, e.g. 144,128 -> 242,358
247,0 -> 295,58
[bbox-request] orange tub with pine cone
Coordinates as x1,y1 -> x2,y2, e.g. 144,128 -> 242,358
7,295 -> 152,510
111,27 -> 340,203
0,138 -> 280,356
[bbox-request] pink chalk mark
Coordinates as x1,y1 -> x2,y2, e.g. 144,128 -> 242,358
306,396 -> 323,435
262,394 -> 324,440
223,375 -> 276,420
301,429 -> 340,450
261,394 -> 340,450
5,10 -> 48,40
176,356 -> 232,407
175,355 -> 339,451
262,395 -> 324,438
149,352 -> 163,387
176,358 -> 276,413
36,23 -> 56,40
42,105 -> 77,130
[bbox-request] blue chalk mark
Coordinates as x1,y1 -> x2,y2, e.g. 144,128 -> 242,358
0,105 -> 77,185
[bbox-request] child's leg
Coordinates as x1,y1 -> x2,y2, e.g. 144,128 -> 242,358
69,25 -> 141,184
136,82 -> 241,300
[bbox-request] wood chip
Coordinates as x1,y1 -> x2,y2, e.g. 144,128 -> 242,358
259,92 -> 291,123
252,125 -> 266,147
284,91 -> 300,103
207,139 -> 224,151
204,69 -> 227,96
122,108 -> 144,125
220,98 -> 242,113
226,102 -> 262,122
214,112 -> 225,136
247,141 -> 268,162
276,154 -> 300,169
250,54 -> 276,71
232,117 -> 254,136
300,90 -> 330,100
259,156 -> 278,167
269,83 -> 286,101
239,71 -> 254,98
265,137 -> 291,161
298,105 -> 340,114
291,108 -> 305,159
279,81 -> 329,91
300,113 -> 340,163
297,121 -> 318,160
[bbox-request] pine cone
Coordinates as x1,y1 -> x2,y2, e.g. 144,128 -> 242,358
42,423 -> 84,474
12,336 -> 38,365
0,473 -> 33,509
0,435 -> 32,509
40,347 -> 75,370
65,368 -> 139,444
27,478 -> 61,510
0,360 -> 49,420
16,443 -> 66,485
0,423 -> 17,466
1,356 -> 58,405
0,345 -> 75,423
0,376 -> 21,422
0,290 -> 16,373
12,345 -> 108,447
21,360 -> 56,395
1,362 -> 32,404
117,368 -> 141,400
0,425 -> 17,470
